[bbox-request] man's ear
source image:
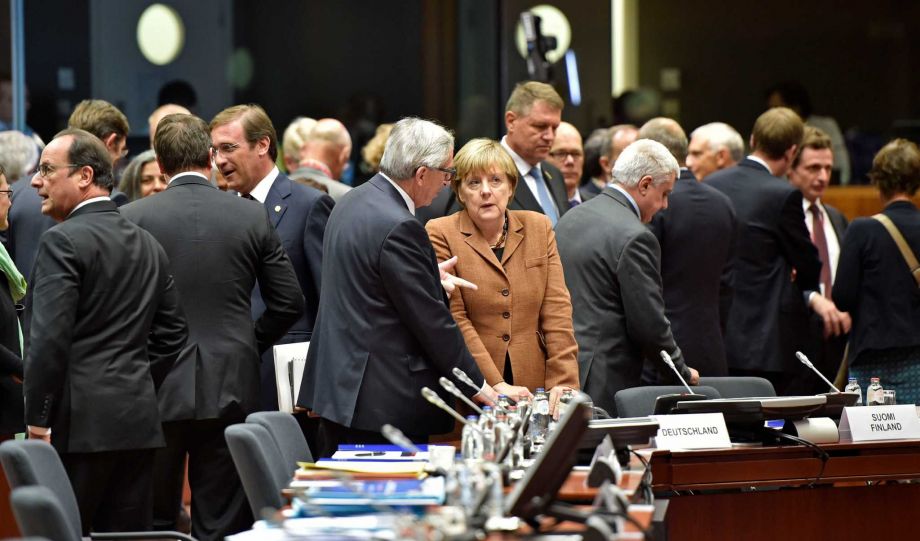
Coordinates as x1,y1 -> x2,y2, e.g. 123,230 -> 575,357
505,110 -> 516,133
255,136 -> 270,157
76,165 -> 94,188
715,148 -> 730,168
103,132 -> 119,151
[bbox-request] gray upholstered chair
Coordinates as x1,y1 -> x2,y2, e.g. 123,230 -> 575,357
225,423 -> 290,517
245,411 -> 313,468
614,385 -> 722,417
698,377 -> 776,398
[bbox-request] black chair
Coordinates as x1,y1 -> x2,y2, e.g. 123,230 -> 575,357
698,377 -> 776,398
614,385 -> 722,417
245,411 -> 313,468
0,440 -> 194,541
225,423 -> 290,517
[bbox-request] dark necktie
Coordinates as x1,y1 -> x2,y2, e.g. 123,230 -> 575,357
569,198 -> 580,208
242,193 -> 255,200
809,204 -> 832,298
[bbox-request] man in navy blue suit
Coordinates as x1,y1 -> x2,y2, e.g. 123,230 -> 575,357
210,104 -> 334,411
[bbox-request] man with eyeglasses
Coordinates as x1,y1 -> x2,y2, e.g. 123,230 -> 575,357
546,121 -> 592,207
209,104 -> 334,412
24,128 -> 187,534
297,117 -> 496,457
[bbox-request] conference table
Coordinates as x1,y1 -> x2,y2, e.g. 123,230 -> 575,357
642,438 -> 920,540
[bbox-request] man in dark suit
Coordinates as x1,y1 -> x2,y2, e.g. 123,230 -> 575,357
122,114 -> 304,540
24,129 -> 187,533
706,107 -> 849,394
786,126 -> 850,394
501,81 -> 569,224
640,117 -> 738,380
556,139 -> 700,416
297,118 -> 496,457
210,104 -> 334,411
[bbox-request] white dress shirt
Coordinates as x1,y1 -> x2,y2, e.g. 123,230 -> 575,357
500,137 -> 561,217
803,198 -> 841,287
247,166 -> 281,203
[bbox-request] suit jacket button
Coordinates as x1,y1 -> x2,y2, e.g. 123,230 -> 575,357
502,334 -> 510,341
502,311 -> 510,319
501,288 -> 509,296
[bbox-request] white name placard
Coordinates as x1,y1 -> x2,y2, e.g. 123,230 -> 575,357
651,413 -> 731,450
839,405 -> 920,442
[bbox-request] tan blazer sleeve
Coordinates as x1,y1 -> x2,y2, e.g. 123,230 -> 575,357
426,218 -> 505,386
537,219 -> 580,389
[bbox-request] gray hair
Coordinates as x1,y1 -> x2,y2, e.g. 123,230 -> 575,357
379,117 -> 454,180
0,130 -> 39,179
691,122 -> 744,163
638,117 -> 688,164
612,139 -> 678,188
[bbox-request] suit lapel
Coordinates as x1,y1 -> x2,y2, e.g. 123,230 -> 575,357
501,211 -> 524,266
511,173 -> 541,212
459,211 -> 505,275
265,175 -> 292,228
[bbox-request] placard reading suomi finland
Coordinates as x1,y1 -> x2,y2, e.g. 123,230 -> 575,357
651,413 -> 731,450
838,405 -> 920,442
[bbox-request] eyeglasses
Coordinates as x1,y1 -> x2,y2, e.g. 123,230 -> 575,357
212,143 -> 240,157
548,150 -> 584,160
433,166 -> 457,181
119,147 -> 130,159
35,163 -> 82,178
0,190 -> 11,200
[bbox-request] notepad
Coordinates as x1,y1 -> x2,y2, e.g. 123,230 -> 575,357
273,342 -> 309,412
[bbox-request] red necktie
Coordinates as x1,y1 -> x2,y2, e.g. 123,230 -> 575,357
809,204 -> 832,299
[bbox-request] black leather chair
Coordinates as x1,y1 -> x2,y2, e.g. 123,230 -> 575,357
614,385 -> 722,417
245,411 -> 313,469
698,377 -> 776,398
225,423 -> 290,517
0,440 -> 194,541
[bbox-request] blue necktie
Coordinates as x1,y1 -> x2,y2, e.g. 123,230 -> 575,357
531,167 -> 559,226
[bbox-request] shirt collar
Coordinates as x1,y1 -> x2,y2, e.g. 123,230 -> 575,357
381,172 -> 415,215
803,197 -> 824,214
247,166 -> 280,203
168,171 -> 209,185
609,183 -> 642,220
569,188 -> 583,204
746,155 -> 774,176
500,136 -> 536,177
70,196 -> 112,216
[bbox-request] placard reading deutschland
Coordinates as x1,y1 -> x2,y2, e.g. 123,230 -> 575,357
652,413 -> 731,450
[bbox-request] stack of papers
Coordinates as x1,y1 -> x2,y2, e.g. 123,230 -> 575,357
290,477 -> 445,516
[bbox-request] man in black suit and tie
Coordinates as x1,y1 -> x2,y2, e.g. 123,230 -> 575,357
786,126 -> 850,393
706,107 -> 849,394
210,104 -> 334,411
24,129 -> 187,533
640,117 -> 738,380
298,118 -> 496,457
501,81 -> 569,225
556,139 -> 700,416
122,114 -> 304,540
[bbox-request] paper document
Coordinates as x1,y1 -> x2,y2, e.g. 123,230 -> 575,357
273,342 -> 309,412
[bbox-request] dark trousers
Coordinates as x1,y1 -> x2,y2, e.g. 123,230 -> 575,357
316,418 -> 428,459
61,448 -> 154,535
152,419 -> 252,541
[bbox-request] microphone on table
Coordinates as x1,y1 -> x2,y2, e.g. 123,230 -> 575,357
796,351 -> 841,393
653,350 -> 708,415
381,424 -> 423,454
440,377 -> 486,416
422,387 -> 481,428
452,367 -> 483,395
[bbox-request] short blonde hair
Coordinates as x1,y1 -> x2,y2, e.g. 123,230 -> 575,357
505,81 -> 564,116
452,138 -> 519,201
282,117 -> 317,163
360,123 -> 393,173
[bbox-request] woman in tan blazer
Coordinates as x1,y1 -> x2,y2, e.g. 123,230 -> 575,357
426,138 -> 578,415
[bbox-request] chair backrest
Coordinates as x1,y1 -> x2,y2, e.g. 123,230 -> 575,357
698,377 -> 776,398
245,411 -> 313,469
225,423 -> 289,517
0,440 -> 83,537
10,485 -> 81,541
614,385 -> 722,417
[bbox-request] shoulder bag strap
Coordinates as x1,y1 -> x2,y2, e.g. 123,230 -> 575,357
872,213 -> 920,287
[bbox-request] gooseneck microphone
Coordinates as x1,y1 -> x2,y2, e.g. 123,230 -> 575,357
439,377 -> 486,416
660,350 -> 693,394
421,387 -> 480,428
796,351 -> 841,393
381,424 -> 423,454
452,367 -> 483,394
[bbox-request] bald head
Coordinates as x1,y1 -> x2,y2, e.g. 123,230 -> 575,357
300,118 -> 353,179
638,117 -> 688,165
148,103 -> 191,148
547,121 -> 584,197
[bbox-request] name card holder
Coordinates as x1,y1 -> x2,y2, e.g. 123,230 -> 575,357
651,413 -> 731,450
839,405 -> 920,442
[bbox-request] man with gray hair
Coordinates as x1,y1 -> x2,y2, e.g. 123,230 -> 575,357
640,117 -> 737,381
687,122 -> 744,181
298,117 -> 496,457
557,139 -> 700,416
289,118 -> 353,201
